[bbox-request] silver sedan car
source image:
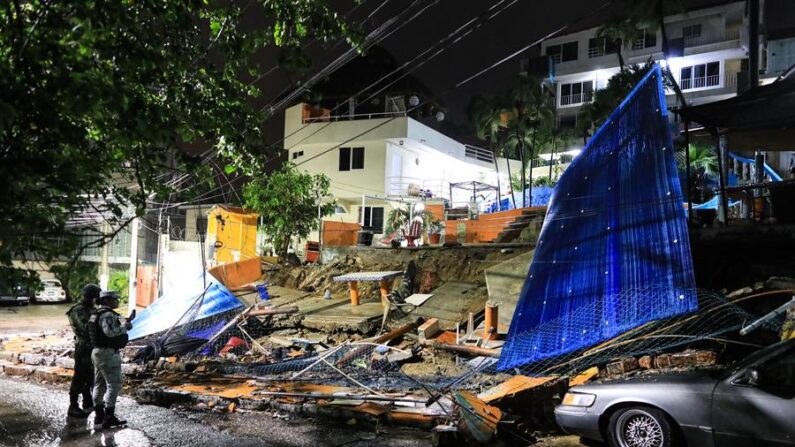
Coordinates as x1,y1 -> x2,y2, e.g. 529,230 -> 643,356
555,339 -> 795,447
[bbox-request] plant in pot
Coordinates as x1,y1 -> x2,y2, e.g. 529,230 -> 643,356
428,219 -> 444,245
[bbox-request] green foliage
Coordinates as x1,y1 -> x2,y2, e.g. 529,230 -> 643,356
0,1 -> 358,288
427,219 -> 444,235
243,163 -> 334,257
385,207 -> 410,234
533,176 -> 557,187
577,62 -> 656,133
688,144 -> 718,176
596,18 -> 640,69
109,270 -> 130,304
51,262 -> 98,302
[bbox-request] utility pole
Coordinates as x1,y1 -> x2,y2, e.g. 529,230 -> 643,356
127,216 -> 139,314
99,221 -> 110,290
748,0 -> 760,89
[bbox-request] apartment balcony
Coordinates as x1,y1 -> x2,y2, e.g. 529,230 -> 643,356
386,176 -> 449,200
464,144 -> 495,164
682,25 -> 741,49
559,91 -> 593,107
681,74 -> 721,90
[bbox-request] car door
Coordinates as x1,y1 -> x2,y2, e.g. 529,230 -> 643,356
712,345 -> 795,446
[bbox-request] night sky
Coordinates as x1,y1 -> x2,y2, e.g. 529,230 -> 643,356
255,0 -> 795,148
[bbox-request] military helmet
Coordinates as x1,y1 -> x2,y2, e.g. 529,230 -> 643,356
81,284 -> 101,300
97,290 -> 120,306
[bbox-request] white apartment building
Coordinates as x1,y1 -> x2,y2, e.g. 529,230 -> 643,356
528,1 -> 775,129
283,103 -> 521,235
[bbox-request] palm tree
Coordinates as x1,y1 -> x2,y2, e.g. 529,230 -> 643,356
470,96 -> 515,209
596,18 -> 640,71
508,76 -> 555,207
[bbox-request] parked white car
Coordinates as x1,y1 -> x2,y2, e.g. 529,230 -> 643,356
34,279 -> 68,303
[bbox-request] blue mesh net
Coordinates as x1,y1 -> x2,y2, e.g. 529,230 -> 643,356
497,65 -> 698,371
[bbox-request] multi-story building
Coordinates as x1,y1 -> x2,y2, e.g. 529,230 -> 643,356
283,103 -> 521,240
521,1 -> 779,131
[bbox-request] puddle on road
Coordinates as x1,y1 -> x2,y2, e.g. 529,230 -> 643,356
0,400 -> 152,447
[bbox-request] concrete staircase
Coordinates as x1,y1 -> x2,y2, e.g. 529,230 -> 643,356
492,208 -> 546,243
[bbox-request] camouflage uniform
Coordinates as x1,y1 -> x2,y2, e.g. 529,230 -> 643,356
90,305 -> 128,409
66,301 -> 94,409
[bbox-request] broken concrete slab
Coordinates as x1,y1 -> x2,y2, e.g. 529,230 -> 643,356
654,350 -> 716,368
484,250 -> 534,329
410,282 -> 487,329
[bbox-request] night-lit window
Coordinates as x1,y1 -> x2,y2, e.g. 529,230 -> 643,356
559,81 -> 594,106
588,37 -> 619,58
680,62 -> 720,90
546,41 -> 578,63
632,28 -> 657,50
683,23 -> 702,46
339,147 -> 365,171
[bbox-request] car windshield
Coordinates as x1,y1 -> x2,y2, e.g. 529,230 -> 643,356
43,280 -> 60,287
728,340 -> 794,374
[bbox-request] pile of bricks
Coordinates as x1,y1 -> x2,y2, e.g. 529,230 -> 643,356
601,349 -> 717,378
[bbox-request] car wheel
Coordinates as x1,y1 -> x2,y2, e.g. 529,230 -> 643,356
608,407 -> 676,447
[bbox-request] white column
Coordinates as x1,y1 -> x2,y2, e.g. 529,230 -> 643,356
127,217 -> 139,313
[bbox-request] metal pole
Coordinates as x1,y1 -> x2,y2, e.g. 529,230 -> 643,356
748,0 -> 760,89
684,121 -> 693,224
716,134 -> 729,226
127,217 -> 139,314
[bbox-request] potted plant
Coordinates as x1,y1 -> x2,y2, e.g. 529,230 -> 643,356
427,219 -> 444,245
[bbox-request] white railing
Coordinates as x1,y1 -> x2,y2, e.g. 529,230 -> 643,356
465,145 -> 495,164
725,71 -> 738,89
560,91 -> 592,106
302,111 -> 407,124
549,53 -> 562,64
684,26 -> 741,48
386,176 -> 449,199
681,74 -> 720,90
587,46 -> 605,58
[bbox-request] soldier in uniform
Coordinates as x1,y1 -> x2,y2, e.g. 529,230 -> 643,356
66,284 -> 100,418
88,290 -> 132,428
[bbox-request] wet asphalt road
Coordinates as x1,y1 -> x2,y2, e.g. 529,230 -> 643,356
0,377 -> 432,447
0,302 -> 71,335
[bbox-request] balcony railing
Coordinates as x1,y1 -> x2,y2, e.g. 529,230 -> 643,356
465,144 -> 495,164
386,176 -> 449,199
587,47 -> 605,58
560,91 -> 592,106
681,74 -> 720,90
683,26 -> 741,48
302,111 -> 407,124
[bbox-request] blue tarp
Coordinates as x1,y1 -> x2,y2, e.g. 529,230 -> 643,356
485,186 -> 554,213
497,65 -> 698,371
128,274 -> 243,340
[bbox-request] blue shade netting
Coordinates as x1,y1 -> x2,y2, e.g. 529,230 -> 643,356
497,65 -> 697,371
128,274 -> 243,340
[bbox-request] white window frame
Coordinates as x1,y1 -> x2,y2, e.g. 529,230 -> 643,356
558,80 -> 594,108
679,61 -> 721,91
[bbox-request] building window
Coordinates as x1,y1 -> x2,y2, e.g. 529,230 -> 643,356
358,206 -> 384,233
559,81 -> 594,106
339,147 -> 365,171
683,23 -> 702,46
588,37 -> 618,58
632,28 -> 657,50
680,62 -> 720,90
546,41 -> 578,63
292,150 -> 304,160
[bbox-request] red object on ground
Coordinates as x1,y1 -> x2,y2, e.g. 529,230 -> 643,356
219,336 -> 247,354
305,241 -> 319,263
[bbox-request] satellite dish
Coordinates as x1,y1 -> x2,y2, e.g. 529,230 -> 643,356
409,95 -> 420,106
435,111 -> 445,122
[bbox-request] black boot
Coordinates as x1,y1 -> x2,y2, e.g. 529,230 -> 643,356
67,395 -> 89,418
93,404 -> 105,425
102,406 -> 127,429
82,394 -> 94,413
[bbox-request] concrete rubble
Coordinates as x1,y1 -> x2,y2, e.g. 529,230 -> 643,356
2,249 -> 793,445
